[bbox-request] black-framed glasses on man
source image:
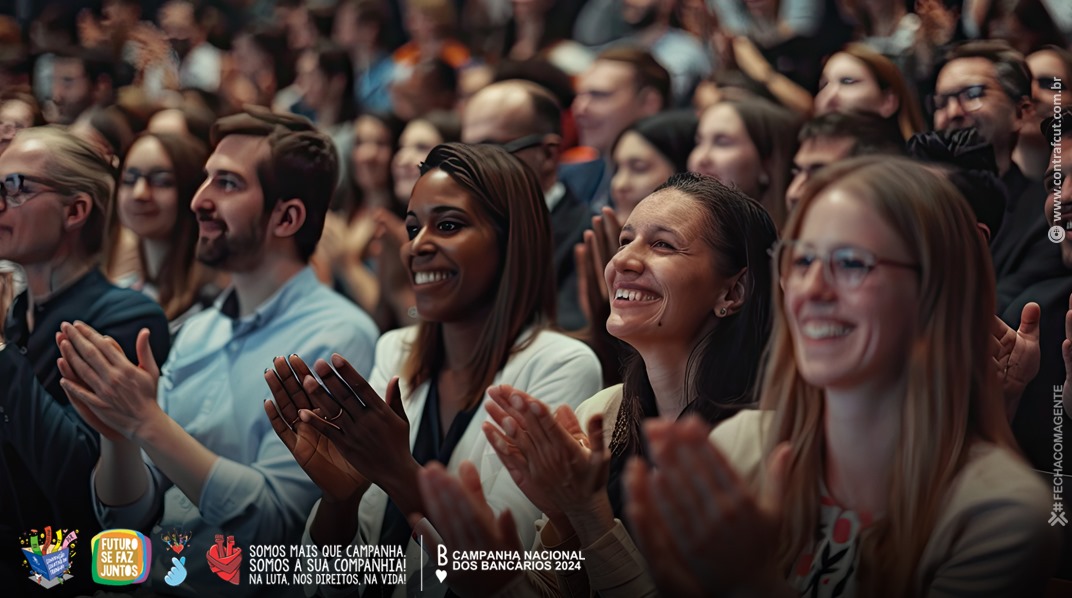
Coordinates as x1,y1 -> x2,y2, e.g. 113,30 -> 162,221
0,173 -> 76,208
928,85 -> 988,113
478,134 -> 546,154
770,240 -> 921,289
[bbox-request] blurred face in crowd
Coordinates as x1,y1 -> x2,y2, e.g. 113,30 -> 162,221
815,53 -> 897,118
51,57 -> 93,125
574,60 -> 652,155
393,120 -> 444,202
785,136 -> 857,212
352,115 -> 394,192
0,100 -> 34,156
190,135 -> 271,271
0,136 -> 76,264
512,0 -> 554,21
1044,135 -> 1072,268
605,190 -> 727,351
404,169 -> 501,322
118,136 -> 179,241
688,103 -> 763,198
611,131 -> 675,222
933,57 -> 1024,155
462,84 -> 555,193
296,52 -> 329,113
1027,50 -> 1069,128
160,0 -> 200,59
147,109 -> 191,137
783,187 -> 919,393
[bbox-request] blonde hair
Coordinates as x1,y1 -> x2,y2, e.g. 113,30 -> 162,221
759,156 -> 1014,596
13,127 -> 115,257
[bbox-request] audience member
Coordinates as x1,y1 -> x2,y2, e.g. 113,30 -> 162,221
563,47 -> 670,212
56,108 -> 379,594
268,143 -> 601,597
462,79 -> 589,331
689,98 -> 801,229
0,127 -> 170,592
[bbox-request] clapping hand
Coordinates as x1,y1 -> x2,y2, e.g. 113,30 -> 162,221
992,303 -> 1041,421
413,462 -> 524,596
625,417 -> 791,597
483,385 -> 613,543
264,355 -> 370,504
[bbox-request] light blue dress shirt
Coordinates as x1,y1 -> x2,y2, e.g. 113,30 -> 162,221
94,267 -> 378,596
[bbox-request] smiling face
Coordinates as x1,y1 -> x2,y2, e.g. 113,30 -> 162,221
611,131 -> 675,222
118,136 -> 179,241
403,168 -> 502,323
933,57 -> 1023,153
605,190 -> 727,349
0,137 -> 73,264
784,187 -> 920,393
189,134 -> 270,271
688,103 -> 763,198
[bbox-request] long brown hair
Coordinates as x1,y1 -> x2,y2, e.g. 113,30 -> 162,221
402,143 -> 556,408
115,132 -> 212,320
760,156 -> 1013,596
720,98 -> 801,230
836,43 -> 926,140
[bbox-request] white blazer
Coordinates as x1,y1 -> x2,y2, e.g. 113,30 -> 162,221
306,326 -> 603,597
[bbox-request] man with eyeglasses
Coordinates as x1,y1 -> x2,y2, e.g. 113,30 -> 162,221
462,80 -> 588,331
933,40 -> 1062,317
0,127 -> 170,591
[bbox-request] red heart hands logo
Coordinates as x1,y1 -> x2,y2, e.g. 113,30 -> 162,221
206,535 -> 241,585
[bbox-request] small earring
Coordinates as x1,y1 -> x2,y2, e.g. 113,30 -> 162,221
719,308 -> 727,316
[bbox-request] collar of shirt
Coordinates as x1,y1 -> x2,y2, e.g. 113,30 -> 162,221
214,267 -> 319,337
545,181 -> 566,214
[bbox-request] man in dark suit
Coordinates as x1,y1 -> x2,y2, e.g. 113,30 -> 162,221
462,79 -> 589,331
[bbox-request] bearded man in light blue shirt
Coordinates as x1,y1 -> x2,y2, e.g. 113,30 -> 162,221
57,107 -> 379,596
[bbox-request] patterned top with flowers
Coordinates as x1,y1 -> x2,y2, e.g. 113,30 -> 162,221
788,490 -> 875,598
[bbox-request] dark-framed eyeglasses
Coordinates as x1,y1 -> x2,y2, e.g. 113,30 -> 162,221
1037,76 -> 1066,92
120,168 -> 177,189
479,134 -> 547,155
0,173 -> 75,208
770,240 -> 920,289
928,84 -> 988,113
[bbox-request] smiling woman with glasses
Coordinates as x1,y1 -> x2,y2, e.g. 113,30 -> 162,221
105,131 -> 220,334
614,155 -> 1060,597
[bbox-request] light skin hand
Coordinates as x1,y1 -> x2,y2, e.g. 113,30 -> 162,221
413,462 -> 523,596
992,303 -> 1041,421
627,418 -> 794,597
484,384 -> 614,545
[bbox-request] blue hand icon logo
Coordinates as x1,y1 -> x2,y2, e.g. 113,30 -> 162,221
164,556 -> 187,586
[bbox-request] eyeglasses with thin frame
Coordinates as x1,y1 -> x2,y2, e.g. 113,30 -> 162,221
929,84 -> 988,113
771,240 -> 920,289
0,173 -> 76,209
120,168 -> 177,189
